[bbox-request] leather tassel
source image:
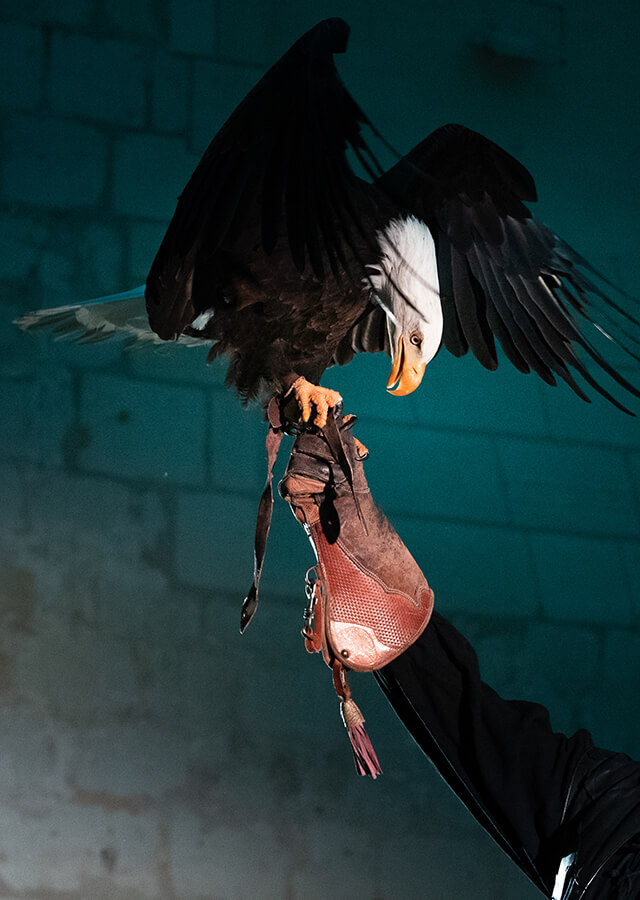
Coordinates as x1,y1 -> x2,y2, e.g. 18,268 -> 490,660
333,660 -> 382,778
340,697 -> 382,779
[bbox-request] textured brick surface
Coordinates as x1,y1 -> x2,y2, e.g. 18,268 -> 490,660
209,387 -> 268,493
192,60 -> 263,149
125,338 -> 224,385
0,0 -> 94,27
412,350 -> 550,436
625,452 -> 640,517
169,0 -> 216,56
3,115 -> 108,208
113,134 -> 200,219
0,23 -> 44,111
391,517 -> 539,616
578,684 -> 640,759
175,489 -> 307,596
603,628 -> 640,684
15,471 -> 168,627
171,813 -> 290,898
478,0 -> 564,63
37,248 -> 75,304
329,353 -> 424,425
0,369 -> 74,467
78,373 -> 208,484
78,223 -> 126,297
522,622 -> 601,686
102,0 -> 165,41
51,33 -> 148,127
207,0 -> 269,64
0,461 -> 25,535
621,541 -> 640,622
361,421 -> 510,523
69,724 -> 191,798
214,0 -> 312,66
127,220 -> 166,283
0,211 -> 49,281
15,627 -> 139,723
0,800 -> 160,895
152,51 -> 190,134
542,382 -> 640,449
176,490 -> 256,591
379,831 -> 534,900
498,437 -> 640,536
532,532 -> 632,625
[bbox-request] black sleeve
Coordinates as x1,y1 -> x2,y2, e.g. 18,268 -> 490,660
376,611 -> 594,896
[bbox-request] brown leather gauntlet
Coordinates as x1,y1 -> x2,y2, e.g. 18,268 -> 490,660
241,404 -> 434,776
279,412 -> 434,673
278,410 -> 434,776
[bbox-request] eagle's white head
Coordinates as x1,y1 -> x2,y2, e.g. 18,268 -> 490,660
368,216 -> 443,395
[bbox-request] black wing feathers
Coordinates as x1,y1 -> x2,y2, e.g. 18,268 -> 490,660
146,18 -> 383,342
437,238 -> 468,358
377,123 -> 640,411
451,244 -> 498,370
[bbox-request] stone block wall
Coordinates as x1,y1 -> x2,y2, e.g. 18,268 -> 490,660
0,0 -> 639,897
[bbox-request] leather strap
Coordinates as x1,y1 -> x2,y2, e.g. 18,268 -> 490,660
240,400 -> 284,632
241,404 -> 365,631
332,659 -> 350,701
323,410 -> 368,535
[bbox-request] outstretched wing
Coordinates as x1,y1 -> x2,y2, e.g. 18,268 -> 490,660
376,123 -> 640,412
146,17 -> 386,342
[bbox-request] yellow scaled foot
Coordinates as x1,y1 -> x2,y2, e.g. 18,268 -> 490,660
290,377 -> 342,429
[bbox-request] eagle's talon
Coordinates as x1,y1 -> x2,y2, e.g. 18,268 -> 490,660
289,377 -> 343,429
354,437 -> 369,459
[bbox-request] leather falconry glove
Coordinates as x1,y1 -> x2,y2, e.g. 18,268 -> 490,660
242,403 -> 434,777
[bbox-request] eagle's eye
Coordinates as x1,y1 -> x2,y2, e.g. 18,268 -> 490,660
409,331 -> 423,347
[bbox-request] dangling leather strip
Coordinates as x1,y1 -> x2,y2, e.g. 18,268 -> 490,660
322,410 -> 368,535
241,402 -> 366,633
240,401 -> 284,633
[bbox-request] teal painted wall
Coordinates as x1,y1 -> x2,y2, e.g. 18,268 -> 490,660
0,1 -> 639,897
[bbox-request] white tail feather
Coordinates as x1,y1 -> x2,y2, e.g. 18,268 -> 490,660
15,285 -> 206,349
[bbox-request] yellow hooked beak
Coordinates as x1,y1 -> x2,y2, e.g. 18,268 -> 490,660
387,335 -> 427,396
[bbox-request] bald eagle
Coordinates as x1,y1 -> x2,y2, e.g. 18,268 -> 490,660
17,18 -> 640,424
